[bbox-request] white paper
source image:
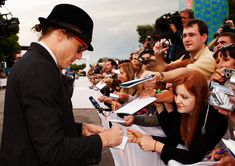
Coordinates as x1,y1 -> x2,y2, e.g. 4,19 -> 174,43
222,138 -> 235,155
109,119 -> 125,124
112,136 -> 128,150
95,81 -> 107,90
120,75 -> 155,88
109,93 -> 119,99
115,97 -> 156,114
168,160 -> 219,166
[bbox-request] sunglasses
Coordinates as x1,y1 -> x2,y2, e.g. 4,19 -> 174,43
73,36 -> 88,53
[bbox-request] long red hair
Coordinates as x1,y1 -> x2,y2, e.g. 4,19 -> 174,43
172,70 -> 208,146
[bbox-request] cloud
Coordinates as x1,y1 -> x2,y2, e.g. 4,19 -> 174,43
3,0 -> 178,63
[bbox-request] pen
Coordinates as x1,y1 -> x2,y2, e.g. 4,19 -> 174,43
206,149 -> 228,160
216,149 -> 228,155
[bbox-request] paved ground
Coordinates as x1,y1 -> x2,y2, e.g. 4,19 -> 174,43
0,89 -> 115,166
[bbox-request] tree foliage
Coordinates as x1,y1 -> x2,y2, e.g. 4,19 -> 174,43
136,24 -> 156,44
70,63 -> 86,71
0,34 -> 20,63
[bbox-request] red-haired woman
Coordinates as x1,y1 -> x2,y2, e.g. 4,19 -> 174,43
128,70 -> 228,164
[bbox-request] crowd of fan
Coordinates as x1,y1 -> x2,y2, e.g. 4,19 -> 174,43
86,9 -> 235,166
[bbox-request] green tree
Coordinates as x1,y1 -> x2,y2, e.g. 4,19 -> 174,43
136,24 -> 156,44
70,63 -> 86,71
0,34 -> 21,64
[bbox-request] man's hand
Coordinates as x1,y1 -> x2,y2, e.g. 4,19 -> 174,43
98,125 -> 123,147
83,124 -> 105,136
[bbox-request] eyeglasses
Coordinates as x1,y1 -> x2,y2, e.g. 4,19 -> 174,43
182,33 -> 201,39
73,36 -> 88,53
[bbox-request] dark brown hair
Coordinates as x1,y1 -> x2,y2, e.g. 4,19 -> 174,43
32,23 -> 73,40
213,43 -> 235,60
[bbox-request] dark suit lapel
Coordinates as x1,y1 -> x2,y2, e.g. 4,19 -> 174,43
28,42 -> 61,76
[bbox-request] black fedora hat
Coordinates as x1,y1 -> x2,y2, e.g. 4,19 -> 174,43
39,4 -> 94,51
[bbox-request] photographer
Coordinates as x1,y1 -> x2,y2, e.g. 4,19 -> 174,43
155,11 -> 186,63
179,9 -> 195,28
209,19 -> 235,50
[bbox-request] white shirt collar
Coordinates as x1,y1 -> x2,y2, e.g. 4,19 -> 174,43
38,41 -> 57,65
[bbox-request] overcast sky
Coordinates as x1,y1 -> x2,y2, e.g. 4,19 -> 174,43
1,0 -> 179,63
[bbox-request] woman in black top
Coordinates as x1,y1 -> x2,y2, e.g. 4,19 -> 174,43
128,70 -> 228,164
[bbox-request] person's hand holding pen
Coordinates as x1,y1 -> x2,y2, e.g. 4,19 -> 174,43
207,148 -> 229,161
209,148 -> 235,166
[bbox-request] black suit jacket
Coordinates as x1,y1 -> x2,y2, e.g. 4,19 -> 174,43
0,43 -> 102,166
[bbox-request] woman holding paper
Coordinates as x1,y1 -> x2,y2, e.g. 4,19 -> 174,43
127,70 -> 228,164
206,43 -> 235,166
124,61 -> 167,126
98,62 -> 138,110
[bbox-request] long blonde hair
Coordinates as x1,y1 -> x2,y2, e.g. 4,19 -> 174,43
118,62 -> 137,96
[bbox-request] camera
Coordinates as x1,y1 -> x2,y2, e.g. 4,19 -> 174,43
0,0 -> 20,38
155,11 -> 182,39
213,21 -> 235,38
162,13 -> 173,24
144,35 -> 154,49
0,0 -> 5,7
223,68 -> 235,79
162,39 -> 172,48
0,13 -> 20,38
208,81 -> 234,111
